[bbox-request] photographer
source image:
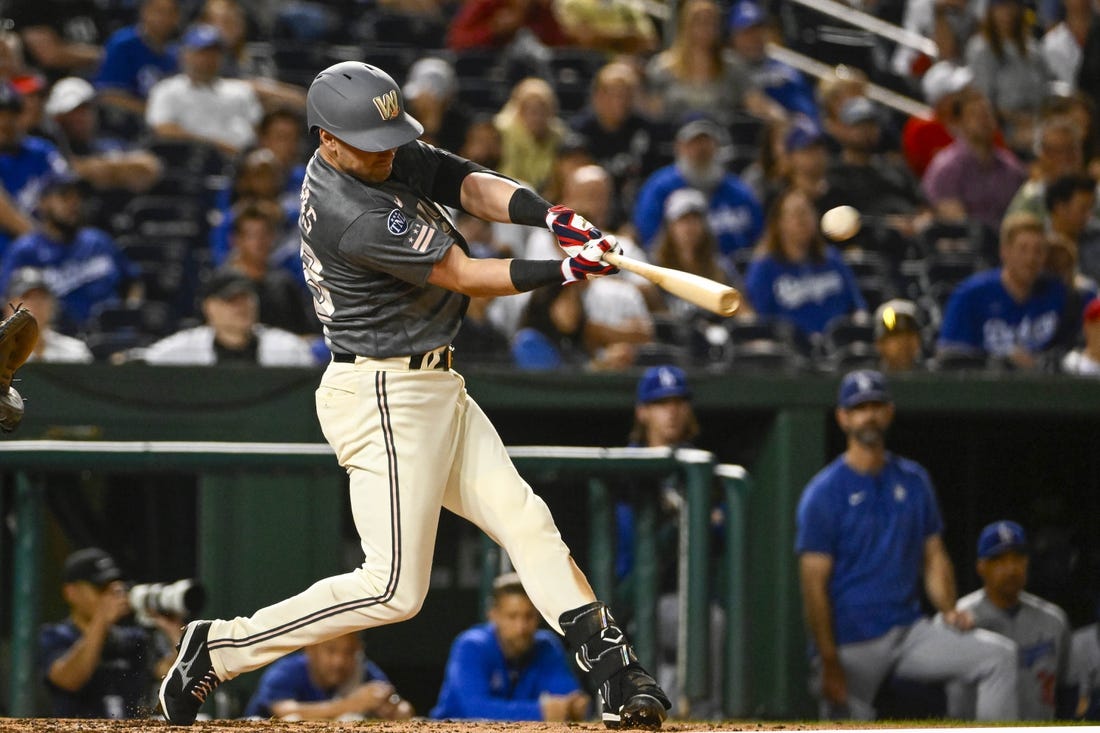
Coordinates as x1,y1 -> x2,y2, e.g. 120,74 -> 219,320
38,548 -> 184,718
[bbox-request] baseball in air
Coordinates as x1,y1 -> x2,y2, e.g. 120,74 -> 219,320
821,205 -> 861,241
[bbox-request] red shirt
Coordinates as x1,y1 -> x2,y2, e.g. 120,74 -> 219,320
447,0 -> 572,50
902,116 -> 955,179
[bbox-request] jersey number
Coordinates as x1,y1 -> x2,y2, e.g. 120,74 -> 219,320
300,240 -> 335,323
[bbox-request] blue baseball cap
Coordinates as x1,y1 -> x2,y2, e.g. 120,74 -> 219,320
977,520 -> 1028,559
729,0 -> 767,31
637,365 -> 691,404
785,115 -> 824,152
837,369 -> 892,408
182,23 -> 224,49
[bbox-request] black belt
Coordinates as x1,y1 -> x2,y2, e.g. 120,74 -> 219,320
332,346 -> 453,370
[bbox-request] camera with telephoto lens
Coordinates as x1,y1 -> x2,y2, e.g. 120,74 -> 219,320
128,579 -> 206,626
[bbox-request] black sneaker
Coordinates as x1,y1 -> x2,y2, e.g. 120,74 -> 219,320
158,620 -> 222,725
600,663 -> 671,730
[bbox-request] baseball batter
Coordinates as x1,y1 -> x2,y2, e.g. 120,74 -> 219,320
947,521 -> 1074,720
158,62 -> 670,730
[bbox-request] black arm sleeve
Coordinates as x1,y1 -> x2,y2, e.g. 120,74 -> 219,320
507,187 -> 554,227
427,148 -> 487,211
510,259 -> 564,292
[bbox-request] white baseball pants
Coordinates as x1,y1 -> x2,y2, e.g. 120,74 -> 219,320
205,357 -> 594,680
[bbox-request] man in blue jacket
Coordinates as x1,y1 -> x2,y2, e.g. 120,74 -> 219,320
432,573 -> 590,721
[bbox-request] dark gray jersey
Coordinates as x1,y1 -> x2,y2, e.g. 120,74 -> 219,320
299,141 -> 471,357
958,589 -> 1071,719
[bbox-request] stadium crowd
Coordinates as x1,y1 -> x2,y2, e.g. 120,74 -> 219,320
0,0 -> 1097,373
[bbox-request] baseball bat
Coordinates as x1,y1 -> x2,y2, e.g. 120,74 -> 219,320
603,252 -> 741,317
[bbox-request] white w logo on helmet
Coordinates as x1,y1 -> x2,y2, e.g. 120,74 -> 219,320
372,90 -> 400,121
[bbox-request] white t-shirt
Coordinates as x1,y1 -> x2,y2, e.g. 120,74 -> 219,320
142,325 -> 315,366
29,331 -> 94,363
146,74 -> 262,152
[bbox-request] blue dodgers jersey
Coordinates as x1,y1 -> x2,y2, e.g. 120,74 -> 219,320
95,25 -> 179,98
0,137 -> 68,251
0,228 -> 139,328
796,454 -> 944,646
938,269 -> 1066,356
745,248 -> 866,335
633,166 -> 764,255
243,651 -> 390,718
431,623 -> 581,721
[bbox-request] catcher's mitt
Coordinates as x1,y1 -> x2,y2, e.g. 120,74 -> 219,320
0,306 -> 39,433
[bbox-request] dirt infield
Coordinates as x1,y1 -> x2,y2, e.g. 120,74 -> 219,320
0,720 -> 824,733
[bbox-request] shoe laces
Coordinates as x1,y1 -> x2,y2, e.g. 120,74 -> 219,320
190,670 -> 221,703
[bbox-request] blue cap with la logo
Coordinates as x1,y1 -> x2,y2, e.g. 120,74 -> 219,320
837,369 -> 892,408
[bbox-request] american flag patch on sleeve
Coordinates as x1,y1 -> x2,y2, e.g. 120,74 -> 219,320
407,222 -> 437,252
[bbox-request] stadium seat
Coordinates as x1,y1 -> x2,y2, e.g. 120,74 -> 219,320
727,339 -> 806,372
633,342 -> 690,367
822,313 -> 875,354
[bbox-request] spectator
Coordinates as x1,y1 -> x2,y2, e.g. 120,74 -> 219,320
14,71 -> 49,139
44,77 -> 163,193
797,368 -> 1019,720
4,267 -> 92,363
256,108 -> 307,195
0,172 -> 140,334
553,0 -> 659,54
494,77 -> 565,192
7,0 -> 105,79
223,200 -> 316,335
616,365 -> 726,718
644,0 -> 783,127
1041,0 -> 1093,88
431,572 -> 589,721
459,116 -> 503,169
1006,117 -> 1085,219
646,188 -> 742,320
1044,174 -> 1099,342
197,0 -> 307,113
94,0 -> 181,121
210,147 -> 296,266
145,24 -> 263,156
446,0 -> 572,51
403,57 -> 470,155
937,212 -> 1066,369
243,633 -> 413,720
922,89 -> 1027,231
568,61 -> 661,229
949,520 -> 1074,720
816,66 -> 870,158
142,269 -> 314,366
901,61 -> 975,178
965,0 -> 1052,153
1069,599 -> 1100,718
822,96 -> 926,229
510,164 -> 651,366
892,0 -> 978,80
634,117 -> 764,256
768,116 -> 832,213
1062,297 -> 1100,375
0,83 -> 68,252
873,298 -> 925,372
727,0 -> 819,121
38,548 -> 183,718
745,188 -> 866,339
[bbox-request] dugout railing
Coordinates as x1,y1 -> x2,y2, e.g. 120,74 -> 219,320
0,440 -> 750,720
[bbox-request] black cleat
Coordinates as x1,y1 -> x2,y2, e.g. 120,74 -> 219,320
158,620 -> 221,726
600,663 -> 671,729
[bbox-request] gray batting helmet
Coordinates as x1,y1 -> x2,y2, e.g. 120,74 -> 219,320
306,62 -> 424,152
